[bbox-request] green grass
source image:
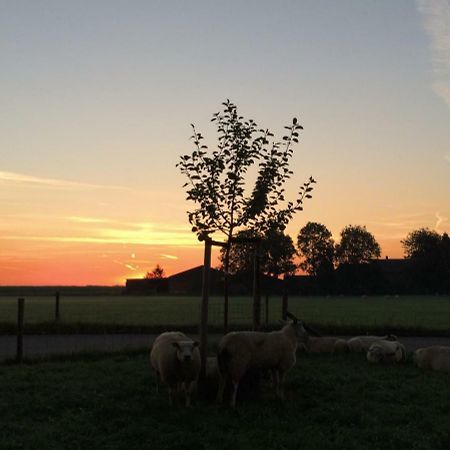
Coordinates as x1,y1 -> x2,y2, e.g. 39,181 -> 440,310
0,352 -> 449,450
0,295 -> 449,335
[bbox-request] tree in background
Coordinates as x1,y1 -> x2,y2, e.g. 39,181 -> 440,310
335,225 -> 381,265
402,228 -> 450,292
219,228 -> 297,278
145,264 -> 165,279
297,222 -> 335,276
177,100 -> 315,316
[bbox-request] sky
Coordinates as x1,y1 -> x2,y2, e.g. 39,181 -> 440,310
1,0 -> 449,285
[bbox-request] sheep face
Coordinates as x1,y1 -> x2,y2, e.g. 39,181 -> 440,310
293,321 -> 308,342
172,341 -> 199,363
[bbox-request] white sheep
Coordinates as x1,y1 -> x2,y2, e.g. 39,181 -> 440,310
347,334 -> 397,353
413,346 -> 450,373
216,313 -> 307,407
306,336 -> 349,353
150,331 -> 200,406
366,339 -> 406,364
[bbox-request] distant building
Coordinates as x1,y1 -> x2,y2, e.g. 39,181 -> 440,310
124,265 -> 284,295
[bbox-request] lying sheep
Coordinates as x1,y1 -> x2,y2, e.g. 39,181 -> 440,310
366,340 -> 406,364
306,336 -> 348,353
347,334 -> 397,353
150,331 -> 200,406
413,346 -> 450,373
216,312 -> 307,407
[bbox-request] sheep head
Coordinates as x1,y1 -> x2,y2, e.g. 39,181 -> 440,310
284,311 -> 308,342
172,341 -> 199,363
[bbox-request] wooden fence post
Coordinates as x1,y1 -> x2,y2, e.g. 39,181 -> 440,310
55,291 -> 60,321
282,275 -> 288,320
252,241 -> 261,330
199,239 -> 212,380
17,298 -> 24,363
265,294 -> 269,329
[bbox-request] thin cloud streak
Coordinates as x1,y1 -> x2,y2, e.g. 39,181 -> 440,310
417,0 -> 450,108
160,254 -> 179,260
0,170 -> 131,191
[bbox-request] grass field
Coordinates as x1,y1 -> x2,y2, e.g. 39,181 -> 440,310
0,351 -> 449,450
1,295 -> 450,335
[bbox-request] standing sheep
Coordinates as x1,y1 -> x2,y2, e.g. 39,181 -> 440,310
366,339 -> 406,364
216,312 -> 308,407
347,334 -> 397,353
150,331 -> 200,406
413,346 -> 450,373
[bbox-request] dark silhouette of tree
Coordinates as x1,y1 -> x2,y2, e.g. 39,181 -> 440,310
219,228 -> 297,278
145,264 -> 165,279
402,228 -> 441,259
336,225 -> 381,265
297,222 -> 335,276
402,228 -> 450,293
177,100 -> 315,303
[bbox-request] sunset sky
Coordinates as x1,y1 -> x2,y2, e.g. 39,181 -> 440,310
1,0 -> 450,285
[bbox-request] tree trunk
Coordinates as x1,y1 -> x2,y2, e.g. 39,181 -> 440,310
223,242 -> 231,335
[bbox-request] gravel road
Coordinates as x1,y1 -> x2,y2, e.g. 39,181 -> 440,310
1,334 -> 450,362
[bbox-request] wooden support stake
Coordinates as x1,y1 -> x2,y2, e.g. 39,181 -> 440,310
16,298 -> 24,363
199,239 -> 212,380
252,242 -> 261,330
55,291 -> 60,321
282,275 -> 288,320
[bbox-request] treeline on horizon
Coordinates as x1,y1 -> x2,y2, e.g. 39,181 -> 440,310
213,222 -> 450,296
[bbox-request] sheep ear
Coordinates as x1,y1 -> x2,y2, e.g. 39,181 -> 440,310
286,311 -> 298,324
193,341 -> 199,348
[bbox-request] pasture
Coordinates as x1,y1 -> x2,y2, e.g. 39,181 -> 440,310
0,295 -> 450,335
1,351 -> 449,450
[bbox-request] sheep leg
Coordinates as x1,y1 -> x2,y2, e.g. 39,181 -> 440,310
230,381 -> 239,408
168,386 -> 175,406
276,372 -> 285,400
272,370 -> 280,396
155,371 -> 160,394
183,381 -> 194,408
216,374 -> 227,404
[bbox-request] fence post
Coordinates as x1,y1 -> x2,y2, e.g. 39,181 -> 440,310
282,275 -> 288,320
199,239 -> 212,380
55,291 -> 60,321
265,294 -> 269,329
252,241 -> 261,330
17,298 -> 24,363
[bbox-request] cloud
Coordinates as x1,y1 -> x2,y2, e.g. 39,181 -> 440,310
68,216 -> 113,224
160,254 -> 179,260
435,211 -> 448,229
417,0 -> 450,107
445,153 -> 450,163
0,170 -> 128,190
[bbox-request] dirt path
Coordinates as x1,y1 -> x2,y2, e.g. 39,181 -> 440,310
1,334 -> 450,362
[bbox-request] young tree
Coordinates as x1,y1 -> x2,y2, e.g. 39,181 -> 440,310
145,264 -> 165,279
335,225 -> 381,265
177,100 -> 315,310
297,222 -> 335,276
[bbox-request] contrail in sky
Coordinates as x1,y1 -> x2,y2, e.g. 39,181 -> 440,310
417,0 -> 450,110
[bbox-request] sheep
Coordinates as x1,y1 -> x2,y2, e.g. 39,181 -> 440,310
366,339 -> 407,364
216,312 -> 308,407
150,331 -> 200,406
306,336 -> 349,353
347,334 -> 397,353
413,346 -> 450,373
